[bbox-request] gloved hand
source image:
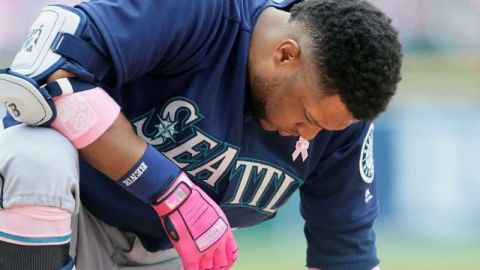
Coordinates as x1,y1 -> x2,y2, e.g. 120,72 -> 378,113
152,172 -> 238,270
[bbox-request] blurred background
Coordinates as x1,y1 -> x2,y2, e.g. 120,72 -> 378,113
1,1 -> 479,269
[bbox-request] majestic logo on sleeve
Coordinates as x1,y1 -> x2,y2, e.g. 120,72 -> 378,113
131,98 -> 302,216
359,123 -> 374,183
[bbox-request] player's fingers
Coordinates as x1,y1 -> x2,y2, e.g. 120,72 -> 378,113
226,237 -> 239,261
199,254 -> 214,270
225,237 -> 238,269
213,249 -> 228,270
184,261 -> 200,270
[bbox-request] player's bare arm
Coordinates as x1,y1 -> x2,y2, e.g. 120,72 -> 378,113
43,69 -> 146,179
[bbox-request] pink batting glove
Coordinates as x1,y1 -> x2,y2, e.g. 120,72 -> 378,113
152,172 -> 239,270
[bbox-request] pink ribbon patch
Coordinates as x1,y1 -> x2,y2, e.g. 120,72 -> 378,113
292,137 -> 309,162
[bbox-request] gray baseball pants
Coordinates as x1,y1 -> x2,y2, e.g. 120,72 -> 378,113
0,124 -> 182,270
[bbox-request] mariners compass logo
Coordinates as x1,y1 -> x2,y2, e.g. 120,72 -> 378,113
154,115 -> 178,143
359,124 -> 374,183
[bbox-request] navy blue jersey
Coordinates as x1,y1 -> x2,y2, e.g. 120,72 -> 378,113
5,0 -> 380,268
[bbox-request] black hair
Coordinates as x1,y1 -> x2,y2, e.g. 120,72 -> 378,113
290,0 -> 402,120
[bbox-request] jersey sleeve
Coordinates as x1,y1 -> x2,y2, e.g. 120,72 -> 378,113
76,0 -> 227,85
300,121 -> 379,269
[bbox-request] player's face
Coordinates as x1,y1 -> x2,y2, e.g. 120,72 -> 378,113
249,72 -> 356,140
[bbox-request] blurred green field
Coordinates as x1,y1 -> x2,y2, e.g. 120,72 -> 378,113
231,216 -> 480,270
390,53 -> 480,106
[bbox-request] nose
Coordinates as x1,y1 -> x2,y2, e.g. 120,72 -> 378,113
295,123 -> 322,140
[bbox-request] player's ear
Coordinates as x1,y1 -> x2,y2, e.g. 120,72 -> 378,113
274,39 -> 301,67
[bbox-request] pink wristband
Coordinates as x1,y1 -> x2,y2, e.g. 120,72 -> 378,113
51,87 -> 120,148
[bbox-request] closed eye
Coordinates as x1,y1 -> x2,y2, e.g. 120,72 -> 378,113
304,110 -> 325,130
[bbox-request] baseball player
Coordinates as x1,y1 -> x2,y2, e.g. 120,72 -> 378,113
0,0 -> 402,269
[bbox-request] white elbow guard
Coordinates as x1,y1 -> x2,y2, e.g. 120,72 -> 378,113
11,5 -> 109,82
0,69 -> 55,126
0,68 -> 117,128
